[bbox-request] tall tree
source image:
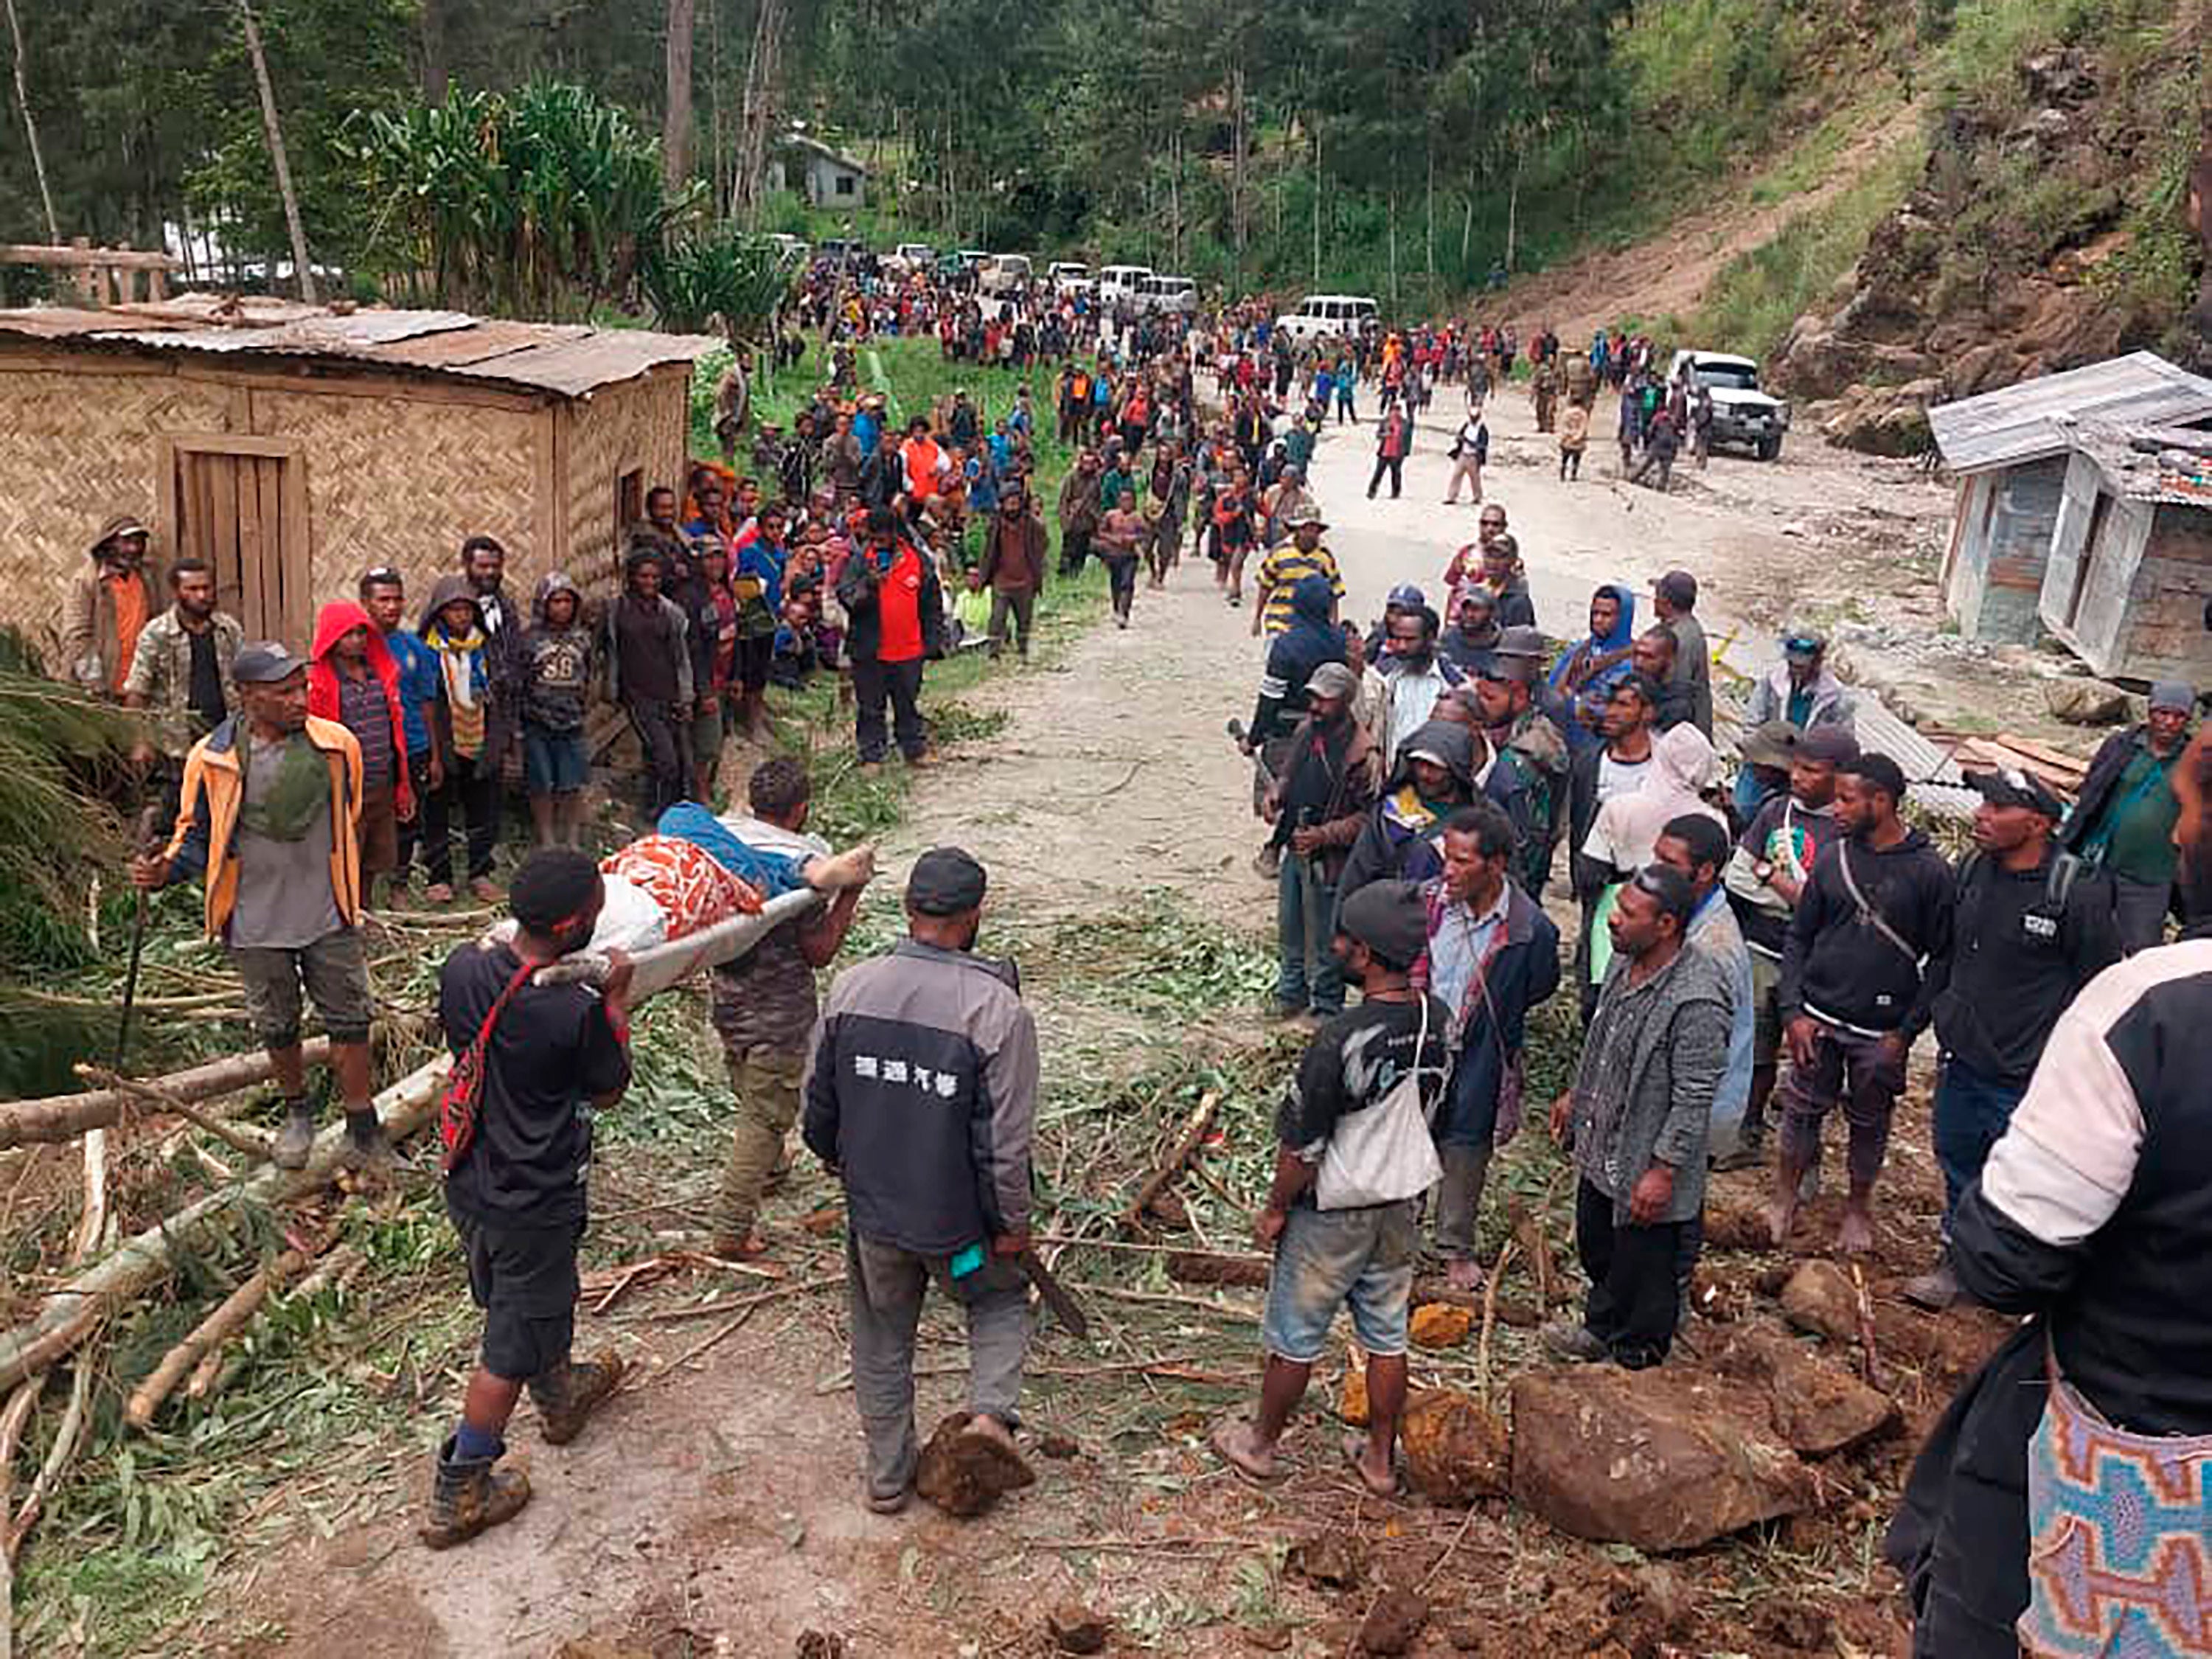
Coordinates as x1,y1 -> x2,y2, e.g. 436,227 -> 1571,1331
235,0 -> 315,300
664,0 -> 695,189
2,0 -> 58,242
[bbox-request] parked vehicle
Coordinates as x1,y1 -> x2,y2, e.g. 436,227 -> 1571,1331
883,241 -> 934,276
1096,264 -> 1153,307
1047,260 -> 1093,296
1273,293 -> 1379,344
1668,349 -> 1791,461
1133,274 -> 1197,316
980,253 -> 1033,295
766,232 -> 810,267
814,237 -> 873,274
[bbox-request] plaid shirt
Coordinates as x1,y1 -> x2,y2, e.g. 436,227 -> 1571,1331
122,609 -> 243,758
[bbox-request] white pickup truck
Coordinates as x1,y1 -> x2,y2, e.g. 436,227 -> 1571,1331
1669,349 -> 1792,461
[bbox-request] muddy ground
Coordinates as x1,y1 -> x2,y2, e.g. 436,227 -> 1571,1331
165,383 -> 2069,1659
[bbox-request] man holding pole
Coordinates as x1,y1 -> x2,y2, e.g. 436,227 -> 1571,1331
133,644 -> 386,1172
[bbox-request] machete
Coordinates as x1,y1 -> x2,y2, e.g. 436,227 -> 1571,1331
1018,1249 -> 1091,1339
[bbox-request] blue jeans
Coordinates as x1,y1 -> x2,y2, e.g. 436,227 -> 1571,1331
1932,1057 -> 2027,1237
1276,855 -> 1342,1015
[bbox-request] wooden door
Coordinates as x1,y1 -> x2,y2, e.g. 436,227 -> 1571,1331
161,438 -> 309,646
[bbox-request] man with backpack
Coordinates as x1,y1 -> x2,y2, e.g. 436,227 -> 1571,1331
1768,754 -> 1955,1254
1903,769 -> 2121,1309
424,849 -> 635,1548
1211,880 -> 1451,1498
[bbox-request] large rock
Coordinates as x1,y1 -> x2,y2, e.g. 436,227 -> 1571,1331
1509,1368 -> 1812,1551
1402,1388 -> 1511,1505
1768,1346 -> 1899,1458
1779,1259 -> 1861,1342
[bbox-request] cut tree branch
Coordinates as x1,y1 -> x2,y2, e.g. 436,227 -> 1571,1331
0,1040 -> 333,1151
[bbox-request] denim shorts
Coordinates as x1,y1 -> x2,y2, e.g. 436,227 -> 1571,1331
524,727 -> 588,794
1261,1199 -> 1419,1363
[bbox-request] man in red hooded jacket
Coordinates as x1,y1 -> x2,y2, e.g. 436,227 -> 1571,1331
310,601 -> 415,908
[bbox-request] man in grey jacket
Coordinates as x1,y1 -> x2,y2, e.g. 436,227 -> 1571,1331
1545,863 -> 1729,1368
602,546 -> 693,820
803,847 -> 1040,1514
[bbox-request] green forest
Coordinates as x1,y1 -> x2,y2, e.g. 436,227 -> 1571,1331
0,0 -> 2202,335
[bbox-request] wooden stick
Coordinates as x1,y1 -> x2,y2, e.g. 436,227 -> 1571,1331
1120,1088 -> 1220,1229
124,1244 -> 313,1428
624,1274 -> 841,1326
8,1358 -> 89,1553
1417,1505 -> 1487,1593
77,1066 -> 274,1161
1475,1239 -> 1518,1405
1087,1284 -> 1256,1318
1849,1262 -> 1885,1393
0,1040 -> 333,1151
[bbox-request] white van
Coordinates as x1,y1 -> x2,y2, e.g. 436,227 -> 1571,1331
979,253 -> 1033,295
1134,274 -> 1197,316
1275,294 -> 1380,344
1047,260 -> 1092,295
1096,264 -> 1153,307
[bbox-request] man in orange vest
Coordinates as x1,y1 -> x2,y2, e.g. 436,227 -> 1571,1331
133,642 -> 386,1172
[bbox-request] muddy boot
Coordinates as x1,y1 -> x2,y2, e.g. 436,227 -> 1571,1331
530,1352 -> 625,1446
271,1099 -> 317,1170
342,1109 -> 394,1178
420,1433 -> 531,1549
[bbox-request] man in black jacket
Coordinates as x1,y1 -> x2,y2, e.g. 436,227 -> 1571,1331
1904,768 -> 2121,1309
804,848 -> 1040,1514
1262,662 -> 1380,1021
1885,729 -> 2212,1655
2057,679 -> 2194,950
1769,753 -> 1954,1253
1567,675 -> 1660,1020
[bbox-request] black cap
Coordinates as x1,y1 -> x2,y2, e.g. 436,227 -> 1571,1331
232,641 -> 305,684
1336,879 -> 1429,972
907,846 -> 988,915
1966,766 -> 2065,820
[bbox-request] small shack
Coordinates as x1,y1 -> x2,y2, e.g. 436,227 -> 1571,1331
2038,420 -> 2212,684
767,135 -> 868,209
1930,351 -> 2212,644
0,296 -> 720,664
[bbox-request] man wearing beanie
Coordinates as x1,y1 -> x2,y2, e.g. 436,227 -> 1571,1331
2060,680 -> 2195,950
1212,879 -> 1450,1500
803,847 -> 1041,1514
425,848 -> 636,1548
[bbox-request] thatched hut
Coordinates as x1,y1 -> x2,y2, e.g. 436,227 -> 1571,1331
0,295 -> 720,661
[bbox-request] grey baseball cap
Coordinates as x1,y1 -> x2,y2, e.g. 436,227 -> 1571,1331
231,641 -> 306,684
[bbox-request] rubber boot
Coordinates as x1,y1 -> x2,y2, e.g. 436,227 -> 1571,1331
530,1351 -> 626,1446
419,1433 -> 530,1549
343,1108 -> 394,1177
271,1099 -> 316,1170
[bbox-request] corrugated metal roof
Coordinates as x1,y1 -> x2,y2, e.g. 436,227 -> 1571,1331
2071,419 -> 2212,508
1929,351 -> 2212,474
0,301 -> 721,397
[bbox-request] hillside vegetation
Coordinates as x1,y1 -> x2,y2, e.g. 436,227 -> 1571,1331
0,0 -> 2202,386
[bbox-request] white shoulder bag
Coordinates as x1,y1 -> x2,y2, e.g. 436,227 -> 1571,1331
1316,997 -> 1444,1210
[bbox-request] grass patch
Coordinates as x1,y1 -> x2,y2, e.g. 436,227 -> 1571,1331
1686,130 -> 1929,361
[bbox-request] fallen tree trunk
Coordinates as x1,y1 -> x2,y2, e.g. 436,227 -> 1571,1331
0,892 -> 810,1391
0,1040 -> 333,1152
0,1058 -> 448,1394
125,1242 -> 315,1428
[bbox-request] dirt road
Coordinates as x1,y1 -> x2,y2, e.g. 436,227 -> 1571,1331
235,393 -> 1978,1658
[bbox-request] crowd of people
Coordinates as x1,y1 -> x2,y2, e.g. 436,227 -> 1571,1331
74,281 -> 2211,1655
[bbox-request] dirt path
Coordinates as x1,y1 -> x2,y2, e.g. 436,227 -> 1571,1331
1497,99 -> 1923,344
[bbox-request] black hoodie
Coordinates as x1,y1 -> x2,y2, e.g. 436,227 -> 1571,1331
1780,827 -> 1954,1037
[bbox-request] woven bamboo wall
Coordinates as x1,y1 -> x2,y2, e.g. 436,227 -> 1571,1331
561,367 -> 692,605
0,364 -> 232,669
246,384 -> 540,622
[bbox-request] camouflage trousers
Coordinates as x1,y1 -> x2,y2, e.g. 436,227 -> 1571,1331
715,1043 -> 808,1237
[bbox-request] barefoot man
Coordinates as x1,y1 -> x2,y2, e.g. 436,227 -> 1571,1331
1214,880 -> 1450,1498
1768,754 -> 1954,1253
